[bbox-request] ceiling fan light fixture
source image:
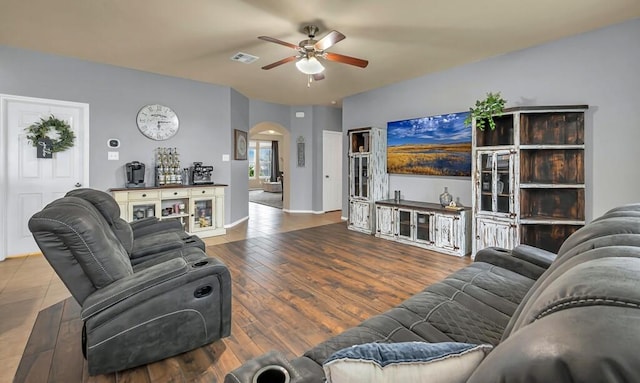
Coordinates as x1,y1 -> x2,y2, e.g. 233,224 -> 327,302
296,56 -> 325,74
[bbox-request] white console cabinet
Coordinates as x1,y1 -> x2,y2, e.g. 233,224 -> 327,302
111,185 -> 226,238
375,200 -> 471,257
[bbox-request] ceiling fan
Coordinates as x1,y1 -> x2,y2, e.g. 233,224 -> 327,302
258,25 -> 368,82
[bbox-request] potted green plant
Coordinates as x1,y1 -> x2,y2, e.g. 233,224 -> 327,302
463,92 -> 507,131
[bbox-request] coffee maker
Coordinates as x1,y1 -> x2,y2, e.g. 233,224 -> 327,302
190,162 -> 214,185
125,161 -> 146,188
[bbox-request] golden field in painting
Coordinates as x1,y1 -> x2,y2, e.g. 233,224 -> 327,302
387,143 -> 472,176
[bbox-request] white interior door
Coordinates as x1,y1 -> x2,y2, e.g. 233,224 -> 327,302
1,95 -> 89,259
323,130 -> 342,211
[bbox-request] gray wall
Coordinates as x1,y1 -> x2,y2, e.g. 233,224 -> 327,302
229,88 -> 249,223
312,106 -> 342,211
0,46 -> 338,224
249,100 -> 342,212
343,18 -> 640,220
0,45 -> 240,222
288,106 -> 314,211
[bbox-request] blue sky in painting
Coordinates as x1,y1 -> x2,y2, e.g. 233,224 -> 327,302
387,111 -> 471,146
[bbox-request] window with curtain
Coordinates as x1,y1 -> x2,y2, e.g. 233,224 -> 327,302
248,140 -> 274,179
259,141 -> 272,178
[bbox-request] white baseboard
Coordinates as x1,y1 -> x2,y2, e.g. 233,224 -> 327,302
341,216 -> 348,221
225,215 -> 248,228
283,209 -> 317,214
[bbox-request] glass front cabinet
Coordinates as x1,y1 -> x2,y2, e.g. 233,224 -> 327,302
111,185 -> 226,238
347,127 -> 388,234
473,149 -> 518,255
472,105 -> 588,256
125,190 -> 162,222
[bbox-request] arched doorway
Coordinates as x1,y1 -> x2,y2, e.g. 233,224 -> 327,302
248,122 -> 290,210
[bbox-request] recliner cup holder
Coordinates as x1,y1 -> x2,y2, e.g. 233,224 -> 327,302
194,285 -> 213,298
252,365 -> 290,383
193,260 -> 209,267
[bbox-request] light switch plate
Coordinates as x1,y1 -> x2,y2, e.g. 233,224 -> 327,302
108,151 -> 119,160
222,154 -> 230,162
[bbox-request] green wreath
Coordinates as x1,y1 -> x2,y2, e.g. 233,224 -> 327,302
25,115 -> 75,153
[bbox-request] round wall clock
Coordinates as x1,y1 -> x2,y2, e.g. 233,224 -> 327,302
136,104 -> 180,140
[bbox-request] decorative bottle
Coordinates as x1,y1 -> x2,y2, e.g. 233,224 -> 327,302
439,187 -> 453,207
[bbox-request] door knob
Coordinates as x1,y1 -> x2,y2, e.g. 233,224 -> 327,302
75,183 -> 82,187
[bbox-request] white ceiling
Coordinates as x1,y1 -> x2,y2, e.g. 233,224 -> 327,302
1,0 -> 638,106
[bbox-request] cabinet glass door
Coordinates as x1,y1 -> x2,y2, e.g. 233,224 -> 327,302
361,156 -> 368,199
350,154 -> 370,199
478,150 -> 514,215
414,211 -> 432,243
191,197 -> 214,231
129,202 -> 159,221
352,156 -> 361,197
397,209 -> 413,239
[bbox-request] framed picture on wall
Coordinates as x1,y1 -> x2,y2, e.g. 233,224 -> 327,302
234,129 -> 247,160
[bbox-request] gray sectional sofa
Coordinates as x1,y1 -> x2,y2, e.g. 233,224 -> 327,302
226,203 -> 640,383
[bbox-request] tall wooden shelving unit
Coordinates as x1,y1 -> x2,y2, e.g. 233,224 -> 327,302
472,105 -> 588,255
347,127 -> 389,234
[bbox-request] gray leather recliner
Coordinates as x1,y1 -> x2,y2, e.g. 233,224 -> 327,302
28,195 -> 232,375
65,188 -> 206,265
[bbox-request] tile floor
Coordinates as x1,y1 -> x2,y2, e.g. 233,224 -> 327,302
0,203 -> 343,383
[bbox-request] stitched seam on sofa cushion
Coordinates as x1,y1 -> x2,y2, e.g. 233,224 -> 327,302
81,265 -> 188,320
31,217 -> 114,283
405,270 -> 489,334
441,268 -> 486,301
536,297 -> 640,319
444,265 -> 530,305
87,308 -> 207,348
360,318 -> 397,340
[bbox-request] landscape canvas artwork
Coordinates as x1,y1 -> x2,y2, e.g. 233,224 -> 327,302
387,111 -> 472,176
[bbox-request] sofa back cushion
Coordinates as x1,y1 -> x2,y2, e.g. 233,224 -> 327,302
66,188 -> 134,253
467,204 -> 640,382
29,196 -> 133,304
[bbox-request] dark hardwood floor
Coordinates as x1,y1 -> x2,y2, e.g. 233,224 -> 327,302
14,222 -> 471,383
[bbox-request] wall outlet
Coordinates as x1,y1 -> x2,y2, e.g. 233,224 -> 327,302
222,154 -> 230,162
108,151 -> 119,161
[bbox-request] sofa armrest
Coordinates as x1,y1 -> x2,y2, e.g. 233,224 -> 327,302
81,257 -> 189,319
475,247 -> 547,280
81,256 -> 230,320
511,244 -> 556,269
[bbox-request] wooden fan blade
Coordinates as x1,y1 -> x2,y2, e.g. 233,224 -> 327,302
324,52 -> 369,68
261,56 -> 297,70
314,30 -> 346,51
312,73 -> 325,81
258,36 -> 299,50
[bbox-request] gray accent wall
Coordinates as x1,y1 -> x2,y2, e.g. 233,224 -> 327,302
0,46 -> 339,224
312,106 -> 342,212
288,106 -> 314,211
249,101 -> 341,213
0,45 -> 240,223
229,88 -> 249,223
343,18 -> 640,220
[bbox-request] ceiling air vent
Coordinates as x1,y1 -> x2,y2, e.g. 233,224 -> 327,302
230,52 -> 259,64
